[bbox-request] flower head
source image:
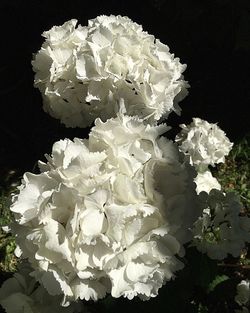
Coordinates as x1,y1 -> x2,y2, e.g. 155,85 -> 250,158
175,118 -> 233,171
11,114 -> 198,303
32,16 -> 188,127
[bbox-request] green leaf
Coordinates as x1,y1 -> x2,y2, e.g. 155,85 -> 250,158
207,275 -> 229,293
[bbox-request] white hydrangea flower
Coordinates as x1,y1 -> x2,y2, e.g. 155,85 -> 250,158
235,280 -> 250,313
0,262 -> 84,313
192,190 -> 250,260
194,170 -> 221,194
175,118 -> 233,171
10,114 -> 199,303
32,16 -> 188,127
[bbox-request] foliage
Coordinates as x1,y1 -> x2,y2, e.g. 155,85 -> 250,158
0,171 -> 18,274
212,133 -> 250,212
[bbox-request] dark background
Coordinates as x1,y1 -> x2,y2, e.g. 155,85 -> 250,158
0,0 -> 249,176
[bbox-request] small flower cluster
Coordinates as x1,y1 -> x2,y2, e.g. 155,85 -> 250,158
175,118 -> 232,195
32,16 -> 188,128
175,118 -> 233,171
194,170 -> 221,195
174,118 -> 249,260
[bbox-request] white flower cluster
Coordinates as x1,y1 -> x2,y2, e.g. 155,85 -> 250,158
0,263 -> 84,313
175,117 -> 232,196
175,118 -> 233,171
194,170 -> 221,195
192,190 -> 250,260
235,280 -> 250,313
10,114 -> 199,303
32,15 -> 188,128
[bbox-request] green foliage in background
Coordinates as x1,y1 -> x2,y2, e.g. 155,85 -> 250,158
0,172 -> 18,274
212,134 -> 250,212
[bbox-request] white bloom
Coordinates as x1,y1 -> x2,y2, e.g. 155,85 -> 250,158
2,225 -> 11,233
235,280 -> 250,313
11,114 -> 199,303
0,262 -> 84,313
192,190 -> 250,260
194,170 -> 221,194
32,16 -> 188,127
175,118 -> 233,171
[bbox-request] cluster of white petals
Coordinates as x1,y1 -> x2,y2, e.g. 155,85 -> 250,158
0,263 -> 84,313
194,170 -> 221,195
10,113 -> 199,303
32,15 -> 188,127
235,280 -> 250,313
175,118 -> 233,171
192,190 -> 250,260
